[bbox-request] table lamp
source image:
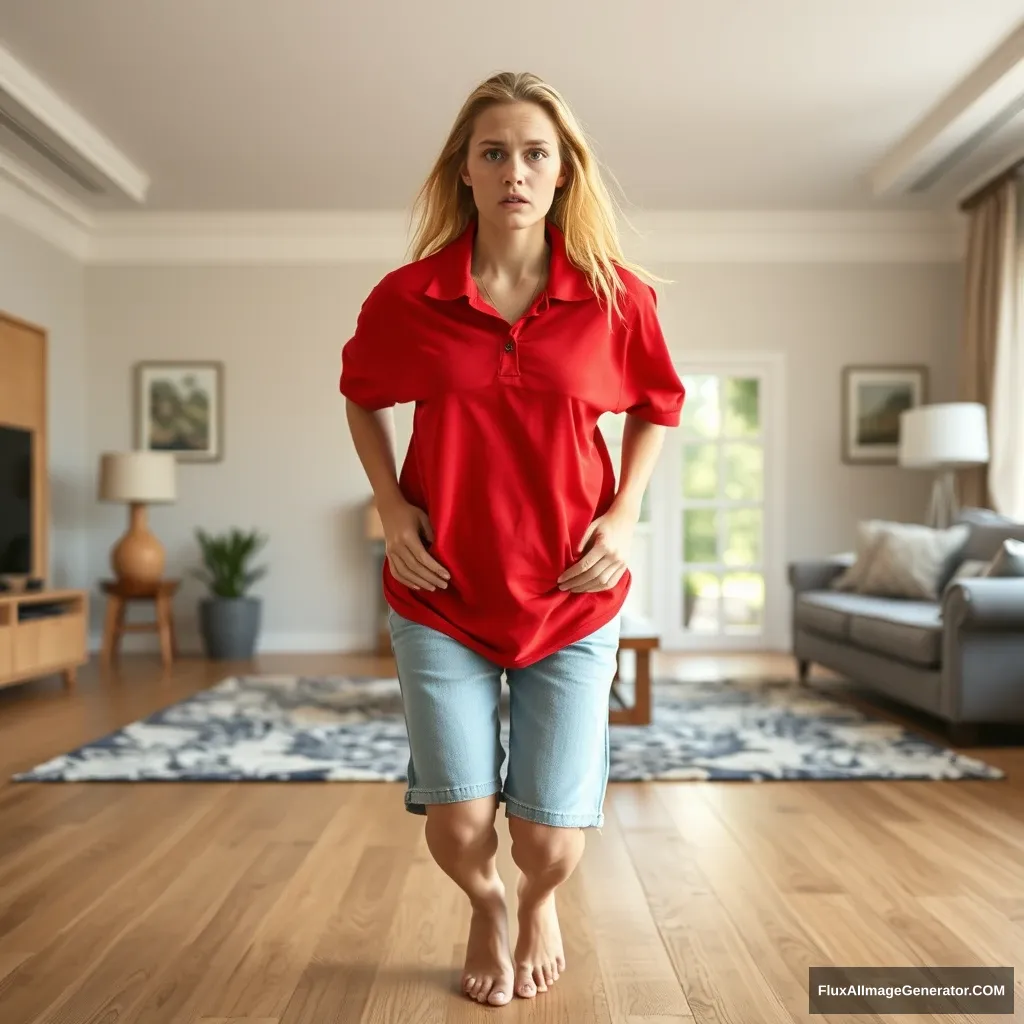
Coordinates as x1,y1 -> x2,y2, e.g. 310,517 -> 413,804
98,451 -> 177,588
898,403 -> 989,528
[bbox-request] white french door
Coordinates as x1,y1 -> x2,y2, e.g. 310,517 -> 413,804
602,353 -> 786,650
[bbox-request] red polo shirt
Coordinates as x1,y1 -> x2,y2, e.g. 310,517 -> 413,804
339,217 -> 684,668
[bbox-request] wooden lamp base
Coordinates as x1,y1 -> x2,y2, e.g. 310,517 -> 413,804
111,503 -> 166,589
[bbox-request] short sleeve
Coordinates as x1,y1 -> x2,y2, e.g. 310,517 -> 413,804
616,283 -> 685,425
338,277 -> 411,410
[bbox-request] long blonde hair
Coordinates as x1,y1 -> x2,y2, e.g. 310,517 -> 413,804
408,71 -> 661,325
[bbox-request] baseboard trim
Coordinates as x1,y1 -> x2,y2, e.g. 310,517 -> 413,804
87,630 -> 376,656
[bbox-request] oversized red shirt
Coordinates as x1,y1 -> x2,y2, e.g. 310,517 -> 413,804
339,217 -> 684,668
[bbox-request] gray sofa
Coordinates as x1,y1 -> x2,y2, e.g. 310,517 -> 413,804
789,514 -> 1024,744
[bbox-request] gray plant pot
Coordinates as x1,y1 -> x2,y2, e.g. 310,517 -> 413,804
199,596 -> 262,659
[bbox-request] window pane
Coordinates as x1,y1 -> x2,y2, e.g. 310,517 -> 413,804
684,507 -> 716,565
682,443 -> 717,500
683,509 -> 718,563
724,378 -> 760,437
683,571 -> 719,632
723,443 -> 763,501
681,375 -> 719,438
724,507 -> 762,565
723,572 -> 764,633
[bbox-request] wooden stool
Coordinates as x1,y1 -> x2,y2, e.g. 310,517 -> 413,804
101,579 -> 180,669
610,614 -> 659,725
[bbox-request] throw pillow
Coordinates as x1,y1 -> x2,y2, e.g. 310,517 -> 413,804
982,538 -> 1024,578
830,519 -> 889,592
855,522 -> 970,600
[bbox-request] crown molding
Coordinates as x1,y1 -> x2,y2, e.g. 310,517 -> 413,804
1,195 -> 966,266
81,207 -> 965,265
0,42 -> 149,204
0,163 -> 90,258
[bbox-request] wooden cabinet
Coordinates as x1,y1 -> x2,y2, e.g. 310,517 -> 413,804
0,590 -> 88,690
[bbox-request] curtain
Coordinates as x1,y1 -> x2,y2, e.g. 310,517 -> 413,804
958,177 -> 1021,515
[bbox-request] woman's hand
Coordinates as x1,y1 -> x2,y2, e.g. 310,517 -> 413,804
377,498 -> 450,592
557,505 -> 637,593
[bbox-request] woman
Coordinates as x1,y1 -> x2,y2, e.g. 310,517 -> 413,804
339,71 -> 684,1007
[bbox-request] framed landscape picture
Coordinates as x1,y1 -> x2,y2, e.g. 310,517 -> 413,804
134,360 -> 224,462
841,364 -> 928,465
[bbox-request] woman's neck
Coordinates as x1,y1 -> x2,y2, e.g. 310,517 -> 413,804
471,217 -> 549,287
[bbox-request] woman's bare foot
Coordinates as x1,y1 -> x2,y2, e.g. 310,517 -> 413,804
513,878 -> 566,998
461,888 -> 515,1006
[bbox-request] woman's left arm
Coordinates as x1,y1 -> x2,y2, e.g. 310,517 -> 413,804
557,416 -> 666,593
608,416 -> 666,519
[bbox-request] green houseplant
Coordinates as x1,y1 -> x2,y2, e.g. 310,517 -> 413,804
192,527 -> 268,659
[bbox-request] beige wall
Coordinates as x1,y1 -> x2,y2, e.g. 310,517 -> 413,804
82,255 -> 962,652
0,216 -> 88,591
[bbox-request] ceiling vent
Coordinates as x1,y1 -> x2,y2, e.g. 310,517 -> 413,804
871,21 -> 1024,205
0,87 -> 108,196
0,44 -> 148,209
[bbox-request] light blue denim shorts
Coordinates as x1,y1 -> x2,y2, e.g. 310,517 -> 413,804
386,606 -> 622,829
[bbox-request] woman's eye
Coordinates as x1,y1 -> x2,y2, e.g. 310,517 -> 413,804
529,150 -> 546,160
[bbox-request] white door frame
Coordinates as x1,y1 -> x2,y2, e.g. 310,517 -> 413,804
650,351 -> 787,651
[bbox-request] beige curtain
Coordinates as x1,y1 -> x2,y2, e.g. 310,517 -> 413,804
959,177 -> 1019,512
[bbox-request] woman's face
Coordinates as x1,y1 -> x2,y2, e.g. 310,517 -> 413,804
462,101 -> 567,231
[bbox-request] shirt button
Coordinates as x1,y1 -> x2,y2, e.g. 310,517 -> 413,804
505,341 -> 514,352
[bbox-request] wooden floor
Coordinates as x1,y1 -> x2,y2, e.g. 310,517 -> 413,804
0,649 -> 1022,1024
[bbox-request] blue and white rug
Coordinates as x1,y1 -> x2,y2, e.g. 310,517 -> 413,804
11,675 -> 1004,783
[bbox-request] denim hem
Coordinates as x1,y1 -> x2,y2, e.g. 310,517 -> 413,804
403,780 -> 502,815
503,795 -> 604,829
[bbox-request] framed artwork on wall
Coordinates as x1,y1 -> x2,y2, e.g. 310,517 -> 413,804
134,360 -> 224,462
841,364 -> 928,465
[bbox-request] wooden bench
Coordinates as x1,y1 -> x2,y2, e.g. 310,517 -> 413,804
610,613 -> 659,725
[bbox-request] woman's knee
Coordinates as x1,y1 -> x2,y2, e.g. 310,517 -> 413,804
508,816 -> 582,874
425,795 -> 499,853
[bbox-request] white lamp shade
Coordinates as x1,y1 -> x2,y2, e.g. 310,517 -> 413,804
99,451 -> 177,503
898,402 -> 990,469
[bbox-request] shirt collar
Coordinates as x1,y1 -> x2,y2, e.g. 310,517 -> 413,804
424,217 -> 592,304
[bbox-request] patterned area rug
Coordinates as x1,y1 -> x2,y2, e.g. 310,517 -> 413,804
12,675 -> 1004,783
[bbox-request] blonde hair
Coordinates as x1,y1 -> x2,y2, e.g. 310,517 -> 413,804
408,71 -> 662,325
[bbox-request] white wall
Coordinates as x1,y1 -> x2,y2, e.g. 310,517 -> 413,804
0,215 -> 88,591
82,254 -> 961,653
660,260 -> 962,558
84,261 -> 410,651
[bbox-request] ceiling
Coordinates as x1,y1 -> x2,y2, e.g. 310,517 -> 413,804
1,0 -> 1024,215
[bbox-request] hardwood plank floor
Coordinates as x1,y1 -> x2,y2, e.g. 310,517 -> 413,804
0,650 -> 1021,1023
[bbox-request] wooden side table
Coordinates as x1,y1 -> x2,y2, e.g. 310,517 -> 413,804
100,579 -> 180,669
610,614 -> 660,726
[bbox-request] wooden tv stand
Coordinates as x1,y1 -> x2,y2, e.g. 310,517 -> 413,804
0,589 -> 89,691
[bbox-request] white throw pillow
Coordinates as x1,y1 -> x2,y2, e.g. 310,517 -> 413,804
856,523 -> 969,600
830,519 -> 889,592
982,538 -> 1024,578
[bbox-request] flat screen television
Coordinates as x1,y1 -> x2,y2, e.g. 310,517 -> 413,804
0,424 -> 33,575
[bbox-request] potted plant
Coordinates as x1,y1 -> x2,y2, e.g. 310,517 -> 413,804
192,527 -> 268,659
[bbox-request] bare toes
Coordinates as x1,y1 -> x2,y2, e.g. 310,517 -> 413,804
489,983 -> 511,1005
516,966 -> 537,998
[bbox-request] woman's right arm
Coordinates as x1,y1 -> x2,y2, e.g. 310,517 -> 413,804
345,399 -> 450,592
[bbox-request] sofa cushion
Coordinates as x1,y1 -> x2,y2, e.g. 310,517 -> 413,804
795,592 -> 858,638
796,592 -> 942,666
847,602 -> 943,667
